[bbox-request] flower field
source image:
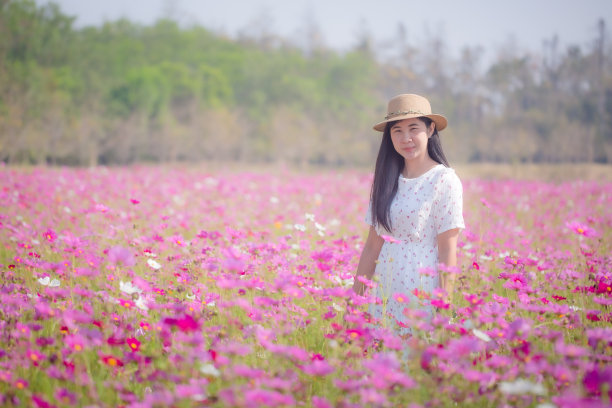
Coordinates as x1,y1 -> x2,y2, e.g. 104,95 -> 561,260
0,165 -> 610,407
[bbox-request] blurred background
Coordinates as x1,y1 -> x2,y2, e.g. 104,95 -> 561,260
0,0 -> 611,167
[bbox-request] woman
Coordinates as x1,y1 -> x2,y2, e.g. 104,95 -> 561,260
352,93 -> 465,335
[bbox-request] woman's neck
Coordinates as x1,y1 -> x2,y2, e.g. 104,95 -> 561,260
403,157 -> 438,178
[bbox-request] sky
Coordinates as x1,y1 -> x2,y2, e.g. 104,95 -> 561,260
36,0 -> 611,62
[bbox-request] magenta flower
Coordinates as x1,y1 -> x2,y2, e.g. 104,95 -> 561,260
565,221 -> 598,237
243,388 -> 295,408
583,367 -> 612,399
126,337 -> 141,352
301,359 -> 334,376
312,396 -> 333,408
380,234 -> 401,243
554,340 -> 590,358
31,395 -> 56,408
506,318 -> 532,341
55,388 -> 77,405
107,246 -> 135,267
42,229 -> 57,243
163,314 -> 201,333
431,299 -> 450,309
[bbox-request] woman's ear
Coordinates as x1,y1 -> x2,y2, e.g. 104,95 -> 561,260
429,122 -> 436,138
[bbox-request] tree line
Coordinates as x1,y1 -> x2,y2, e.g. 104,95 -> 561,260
0,0 -> 611,166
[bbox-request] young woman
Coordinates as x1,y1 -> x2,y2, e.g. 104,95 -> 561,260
352,93 -> 465,334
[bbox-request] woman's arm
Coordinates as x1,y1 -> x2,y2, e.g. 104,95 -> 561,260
437,228 -> 460,298
352,226 -> 384,296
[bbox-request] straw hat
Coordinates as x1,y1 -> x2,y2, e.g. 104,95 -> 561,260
373,93 -> 447,132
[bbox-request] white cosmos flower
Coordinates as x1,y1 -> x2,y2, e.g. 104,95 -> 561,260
472,328 -> 492,342
186,293 -> 196,300
294,223 -> 306,232
333,275 -> 354,288
315,222 -> 326,231
147,259 -> 161,270
305,213 -> 315,221
199,363 -> 220,377
172,195 -> 185,206
479,254 -> 493,261
135,296 -> 149,311
38,277 -> 60,287
269,196 -> 279,204
332,303 -> 344,312
499,379 -> 547,396
120,281 -> 142,295
204,177 -> 218,187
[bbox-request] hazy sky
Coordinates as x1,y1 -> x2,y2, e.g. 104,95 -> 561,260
36,0 -> 610,59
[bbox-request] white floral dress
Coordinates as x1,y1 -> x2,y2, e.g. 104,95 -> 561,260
364,164 -> 465,333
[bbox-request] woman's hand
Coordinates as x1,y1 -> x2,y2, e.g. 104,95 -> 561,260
437,228 -> 460,300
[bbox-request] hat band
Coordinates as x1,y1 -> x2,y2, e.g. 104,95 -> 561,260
384,109 -> 428,120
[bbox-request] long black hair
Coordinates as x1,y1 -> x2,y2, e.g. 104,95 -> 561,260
370,117 -> 449,232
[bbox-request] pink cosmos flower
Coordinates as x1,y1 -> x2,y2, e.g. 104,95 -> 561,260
412,288 -> 430,300
360,388 -> 388,405
101,355 -> 124,367
380,234 -> 401,243
107,246 -> 135,267
94,203 -> 109,213
464,293 -> 484,306
430,299 -> 450,309
42,228 -> 57,243
163,314 -> 201,333
243,388 -> 295,408
117,298 -> 134,309
55,388 -> 77,405
554,340 -> 589,358
126,337 -> 141,352
301,359 -> 335,376
15,378 -> 29,389
312,396 -> 333,408
583,367 -> 612,399
565,221 -> 598,237
418,266 -> 437,276
31,395 -> 55,408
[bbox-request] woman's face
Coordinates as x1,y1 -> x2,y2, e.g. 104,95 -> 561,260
389,118 -> 434,163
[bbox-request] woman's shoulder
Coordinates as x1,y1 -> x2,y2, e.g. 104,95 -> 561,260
430,164 -> 457,177
433,165 -> 462,186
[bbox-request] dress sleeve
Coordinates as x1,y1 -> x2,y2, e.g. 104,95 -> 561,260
433,169 -> 465,235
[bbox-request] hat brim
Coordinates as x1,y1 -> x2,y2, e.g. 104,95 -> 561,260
373,113 -> 447,132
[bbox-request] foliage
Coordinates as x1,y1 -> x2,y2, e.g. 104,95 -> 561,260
0,0 -> 611,165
